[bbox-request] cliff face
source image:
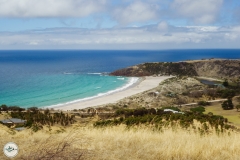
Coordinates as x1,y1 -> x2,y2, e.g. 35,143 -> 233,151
193,59 -> 240,80
110,59 -> 240,81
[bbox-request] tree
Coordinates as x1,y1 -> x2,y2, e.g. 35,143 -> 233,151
0,104 -> 8,111
222,79 -> 229,87
218,89 -> 236,98
222,98 -> 234,110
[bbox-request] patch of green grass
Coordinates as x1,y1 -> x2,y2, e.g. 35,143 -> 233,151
204,103 -> 240,126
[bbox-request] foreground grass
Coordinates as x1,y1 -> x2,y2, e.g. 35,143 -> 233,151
1,124 -> 240,160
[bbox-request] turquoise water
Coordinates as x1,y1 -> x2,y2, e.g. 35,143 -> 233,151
0,50 -> 239,108
0,72 -> 135,108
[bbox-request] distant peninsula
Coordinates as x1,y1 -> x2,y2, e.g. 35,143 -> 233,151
110,59 -> 240,82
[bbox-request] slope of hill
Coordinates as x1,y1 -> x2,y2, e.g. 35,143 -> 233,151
1,123 -> 240,160
110,59 -> 240,81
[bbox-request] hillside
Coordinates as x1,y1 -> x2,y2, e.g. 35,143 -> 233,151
110,59 -> 240,81
1,121 -> 240,160
113,77 -> 206,108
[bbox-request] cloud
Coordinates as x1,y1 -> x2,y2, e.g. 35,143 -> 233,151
1,24 -> 240,49
171,0 -> 223,24
0,0 -> 106,18
0,0 -> 232,27
112,1 -> 160,25
157,21 -> 168,31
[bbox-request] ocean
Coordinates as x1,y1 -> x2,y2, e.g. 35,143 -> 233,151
0,49 -> 239,108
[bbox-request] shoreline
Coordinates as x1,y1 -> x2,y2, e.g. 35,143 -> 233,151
43,76 -> 141,109
51,76 -> 172,111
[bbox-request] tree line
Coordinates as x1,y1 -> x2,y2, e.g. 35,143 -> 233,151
0,105 -> 76,131
94,107 -> 235,134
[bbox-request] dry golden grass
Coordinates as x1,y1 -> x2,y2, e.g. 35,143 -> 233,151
0,125 -> 91,160
1,123 -> 240,160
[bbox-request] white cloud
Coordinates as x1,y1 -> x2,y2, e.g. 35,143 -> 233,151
157,21 -> 168,31
171,0 -> 223,24
232,26 -> 240,32
112,1 -> 160,25
185,26 -> 219,32
1,25 -> 240,49
0,0 -> 106,17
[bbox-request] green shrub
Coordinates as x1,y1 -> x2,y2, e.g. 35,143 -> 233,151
222,98 -> 234,110
93,107 -> 235,133
190,106 -> 205,113
218,89 -> 236,98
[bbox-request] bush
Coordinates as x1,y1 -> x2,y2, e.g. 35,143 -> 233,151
222,98 -> 234,110
190,106 -> 205,113
115,109 -> 128,116
223,80 -> 229,87
133,108 -> 149,116
94,110 -> 232,133
0,104 -> 8,111
218,89 -> 236,98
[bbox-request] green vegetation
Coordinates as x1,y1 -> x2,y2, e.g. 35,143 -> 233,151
0,104 -> 26,112
95,107 -> 233,133
222,79 -> 229,87
0,105 -> 76,132
217,89 -> 236,98
204,101 -> 240,126
190,106 -> 205,113
221,98 -> 234,110
144,62 -> 198,76
11,110 -> 75,131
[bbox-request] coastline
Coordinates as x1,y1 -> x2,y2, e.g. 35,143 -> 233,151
51,76 -> 172,111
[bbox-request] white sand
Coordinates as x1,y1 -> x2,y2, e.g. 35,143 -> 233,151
52,76 -> 172,111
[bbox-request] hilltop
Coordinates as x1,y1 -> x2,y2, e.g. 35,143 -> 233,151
110,59 -> 240,82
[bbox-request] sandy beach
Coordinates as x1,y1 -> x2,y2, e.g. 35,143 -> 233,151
52,76 -> 172,111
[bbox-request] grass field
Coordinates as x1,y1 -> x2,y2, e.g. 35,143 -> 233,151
204,99 -> 240,127
1,123 -> 240,160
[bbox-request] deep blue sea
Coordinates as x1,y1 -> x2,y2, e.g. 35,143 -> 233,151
0,49 -> 239,108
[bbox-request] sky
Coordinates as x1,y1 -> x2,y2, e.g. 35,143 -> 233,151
0,0 -> 240,50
